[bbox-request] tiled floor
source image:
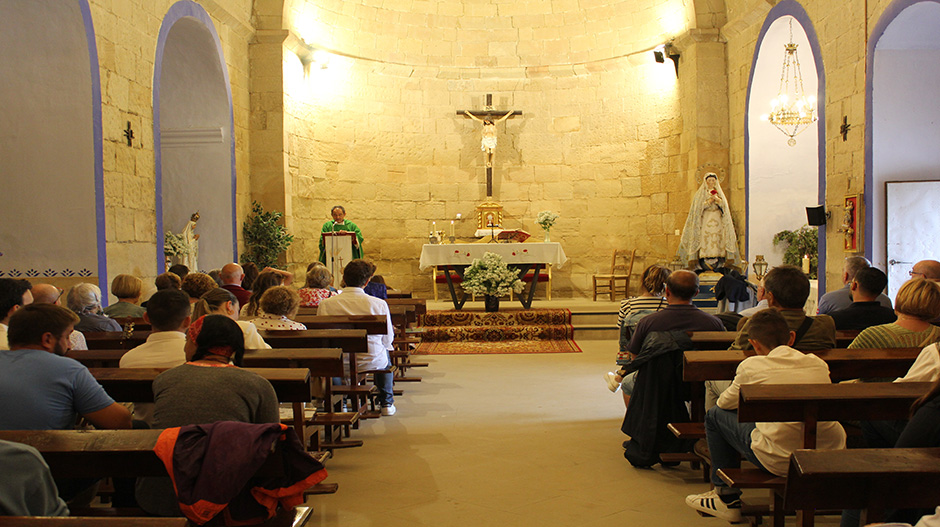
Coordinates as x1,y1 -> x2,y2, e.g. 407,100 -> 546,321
305,338 -> 838,526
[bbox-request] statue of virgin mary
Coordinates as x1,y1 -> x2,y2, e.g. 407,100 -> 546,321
676,173 -> 741,271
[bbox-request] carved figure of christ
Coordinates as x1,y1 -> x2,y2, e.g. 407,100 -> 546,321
458,95 -> 522,197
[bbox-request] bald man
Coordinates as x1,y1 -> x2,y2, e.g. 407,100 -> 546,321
911,260 -> 940,281
817,256 -> 892,314
219,263 -> 251,307
31,284 -> 88,351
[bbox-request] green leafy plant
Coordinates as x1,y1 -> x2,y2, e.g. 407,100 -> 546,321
462,252 -> 525,297
241,201 -> 294,270
773,226 -> 818,279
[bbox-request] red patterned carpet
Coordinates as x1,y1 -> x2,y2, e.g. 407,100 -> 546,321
414,308 -> 581,355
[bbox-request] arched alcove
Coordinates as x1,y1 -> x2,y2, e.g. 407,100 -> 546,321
745,1 -> 825,290
867,0 -> 940,296
154,1 -> 236,273
0,0 -> 105,289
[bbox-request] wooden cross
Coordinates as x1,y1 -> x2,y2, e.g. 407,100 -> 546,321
457,94 -> 522,198
840,116 -> 851,142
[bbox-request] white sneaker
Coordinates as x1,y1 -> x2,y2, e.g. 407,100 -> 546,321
381,404 -> 397,416
603,372 -> 620,393
685,489 -> 743,523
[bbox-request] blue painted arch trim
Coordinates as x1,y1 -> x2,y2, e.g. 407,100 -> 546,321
864,0 -> 940,261
77,0 -> 107,297
152,0 -> 238,274
744,0 -> 827,291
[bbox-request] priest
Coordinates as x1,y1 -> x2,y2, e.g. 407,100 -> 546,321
319,205 -> 363,264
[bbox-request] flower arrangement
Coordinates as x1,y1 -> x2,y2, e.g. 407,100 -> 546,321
462,252 -> 524,297
163,231 -> 191,257
536,210 -> 559,231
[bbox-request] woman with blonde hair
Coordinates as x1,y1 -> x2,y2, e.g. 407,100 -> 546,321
849,278 -> 940,350
604,265 -> 672,407
192,288 -> 271,349
103,274 -> 145,318
252,286 -> 306,331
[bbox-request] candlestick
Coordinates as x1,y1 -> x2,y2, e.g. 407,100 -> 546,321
450,220 -> 455,238
802,254 -> 810,274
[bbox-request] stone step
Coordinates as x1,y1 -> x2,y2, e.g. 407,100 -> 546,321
573,324 -> 618,340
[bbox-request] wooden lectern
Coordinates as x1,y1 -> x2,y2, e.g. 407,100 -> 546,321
322,231 -> 356,285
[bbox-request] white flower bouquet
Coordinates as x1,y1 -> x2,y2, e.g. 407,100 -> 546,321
536,210 -> 560,230
164,231 -> 191,257
462,252 -> 524,297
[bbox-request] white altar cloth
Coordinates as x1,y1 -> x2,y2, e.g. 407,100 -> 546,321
419,242 -> 567,271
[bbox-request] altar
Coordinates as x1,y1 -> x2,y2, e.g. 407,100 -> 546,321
419,242 -> 568,309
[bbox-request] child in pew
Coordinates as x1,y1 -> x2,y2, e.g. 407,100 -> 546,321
843,376 -> 940,527
252,286 -> 306,331
193,287 -> 271,349
686,309 -> 847,523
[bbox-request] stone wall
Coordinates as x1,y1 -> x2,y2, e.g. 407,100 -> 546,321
88,0 -> 253,299
279,0 -> 700,297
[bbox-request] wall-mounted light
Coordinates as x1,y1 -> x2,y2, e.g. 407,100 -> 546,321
653,42 -> 680,77
285,32 -> 330,72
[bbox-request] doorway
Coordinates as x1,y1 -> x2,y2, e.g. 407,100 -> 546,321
885,181 -> 940,298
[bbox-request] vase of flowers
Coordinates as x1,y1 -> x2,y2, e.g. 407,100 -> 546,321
462,252 -> 525,312
536,210 -> 559,242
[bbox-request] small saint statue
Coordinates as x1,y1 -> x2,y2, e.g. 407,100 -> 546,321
180,212 -> 200,272
463,110 -> 514,167
676,173 -> 741,271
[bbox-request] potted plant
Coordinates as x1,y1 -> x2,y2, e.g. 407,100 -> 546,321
461,252 -> 525,312
241,201 -> 294,269
773,226 -> 819,279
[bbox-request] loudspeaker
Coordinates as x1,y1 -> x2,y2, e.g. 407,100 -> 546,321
806,206 -> 827,226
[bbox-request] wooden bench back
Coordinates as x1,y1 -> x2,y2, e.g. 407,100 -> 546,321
292,314 -> 387,334
689,330 -> 859,350
683,347 -> 921,382
90,367 -> 312,403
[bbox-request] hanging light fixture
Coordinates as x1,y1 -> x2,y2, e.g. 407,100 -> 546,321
760,19 -> 817,146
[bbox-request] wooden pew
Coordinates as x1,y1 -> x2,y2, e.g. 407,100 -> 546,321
385,299 -> 429,381
89,367 -> 315,450
0,430 -> 322,523
292,314 -> 387,334
785,447 -> 940,526
689,330 -> 859,350
681,347 -> 922,422
715,382 -> 931,527
386,289 -> 412,298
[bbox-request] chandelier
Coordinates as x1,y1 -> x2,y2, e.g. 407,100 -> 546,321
760,19 -> 817,146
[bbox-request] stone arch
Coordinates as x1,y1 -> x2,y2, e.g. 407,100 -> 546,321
154,0 -> 236,273
0,0 -> 105,290
745,0 -> 826,288
866,0 -> 940,269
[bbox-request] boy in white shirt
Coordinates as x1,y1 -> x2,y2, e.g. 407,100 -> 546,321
686,309 -> 847,522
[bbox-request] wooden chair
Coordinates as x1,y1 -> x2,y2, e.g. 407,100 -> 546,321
592,249 -> 635,301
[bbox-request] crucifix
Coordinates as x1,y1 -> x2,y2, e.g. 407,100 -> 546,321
457,94 -> 522,198
123,121 -> 134,147
840,116 -> 851,142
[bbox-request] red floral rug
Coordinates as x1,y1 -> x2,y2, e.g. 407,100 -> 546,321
414,308 -> 581,355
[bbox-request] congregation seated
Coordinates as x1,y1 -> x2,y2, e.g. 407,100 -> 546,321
298,263 -> 336,308
0,303 -> 131,503
67,283 -> 120,333
219,262 -> 251,307
0,278 -> 33,349
242,262 -> 259,291
318,259 -> 397,416
156,271 -> 182,291
0,439 -> 68,516
818,256 -> 893,314
102,274 -> 145,318
736,277 -> 768,317
686,309 -> 846,523
31,283 -> 87,351
620,269 -> 723,468
179,272 -> 216,304
603,264 -> 671,407
136,314 -> 279,516
252,286 -> 306,331
829,267 -> 896,331
240,269 -> 285,320
192,287 -> 270,349
848,278 -> 940,350
708,265 -> 835,409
